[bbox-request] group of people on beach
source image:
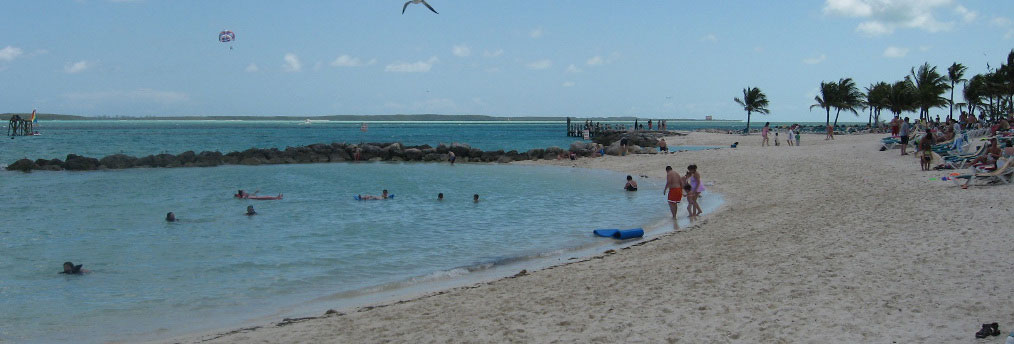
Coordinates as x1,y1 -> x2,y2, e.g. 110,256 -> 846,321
663,165 -> 704,219
761,122 -> 802,147
889,112 -> 1014,177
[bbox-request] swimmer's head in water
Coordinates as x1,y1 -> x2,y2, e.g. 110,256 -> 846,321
166,212 -> 176,222
62,262 -> 82,274
382,190 -> 388,195
473,194 -> 479,201
626,175 -> 633,181
438,193 -> 443,199
246,205 -> 255,215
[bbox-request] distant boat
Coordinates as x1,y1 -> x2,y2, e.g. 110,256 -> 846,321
301,119 -> 312,125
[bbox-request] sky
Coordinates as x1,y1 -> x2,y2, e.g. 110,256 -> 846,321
1,0 -> 1013,122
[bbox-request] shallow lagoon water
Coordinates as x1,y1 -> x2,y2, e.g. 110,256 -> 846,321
0,162 -> 720,343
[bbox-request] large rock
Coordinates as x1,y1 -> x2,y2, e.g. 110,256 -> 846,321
404,148 -> 424,161
99,154 -> 138,169
64,154 -> 100,170
6,158 -> 37,172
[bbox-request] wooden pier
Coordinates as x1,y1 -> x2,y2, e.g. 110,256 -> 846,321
7,115 -> 35,136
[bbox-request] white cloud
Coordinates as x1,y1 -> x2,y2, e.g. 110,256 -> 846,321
452,44 -> 471,57
566,64 -> 582,73
245,63 -> 259,72
562,81 -> 575,87
883,46 -> 909,58
1006,29 -> 1014,40
385,56 -> 438,73
919,45 -> 932,52
824,0 -> 956,35
483,49 -> 503,58
529,27 -> 543,39
803,54 -> 827,65
993,17 -> 1012,27
282,53 -> 302,72
954,5 -> 976,22
0,46 -> 24,61
331,54 -> 371,67
526,59 -> 552,70
64,89 -> 188,104
64,60 -> 89,74
701,34 -> 718,42
586,56 -> 604,66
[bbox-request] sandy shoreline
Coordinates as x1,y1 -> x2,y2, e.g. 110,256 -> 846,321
170,132 -> 1014,343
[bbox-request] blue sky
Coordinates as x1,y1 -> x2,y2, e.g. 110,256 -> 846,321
1,0 -> 1012,121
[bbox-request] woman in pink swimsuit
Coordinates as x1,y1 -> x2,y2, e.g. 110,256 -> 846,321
685,164 -> 704,217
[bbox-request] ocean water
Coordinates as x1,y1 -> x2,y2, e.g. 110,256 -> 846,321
0,121 -> 725,343
0,162 -> 722,343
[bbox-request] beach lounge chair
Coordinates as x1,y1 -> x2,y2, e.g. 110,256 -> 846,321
951,158 -> 1014,187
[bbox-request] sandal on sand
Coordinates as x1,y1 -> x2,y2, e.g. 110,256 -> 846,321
976,324 -> 992,338
991,322 -> 1001,336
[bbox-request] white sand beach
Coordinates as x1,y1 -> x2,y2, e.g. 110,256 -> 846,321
179,132 -> 1014,343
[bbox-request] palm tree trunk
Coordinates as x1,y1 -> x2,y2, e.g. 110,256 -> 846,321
746,110 -> 752,133
833,108 -> 841,128
949,82 -> 955,121
825,108 -> 830,127
868,107 -> 872,126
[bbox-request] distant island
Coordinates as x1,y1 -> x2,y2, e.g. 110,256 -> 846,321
2,113 -> 741,122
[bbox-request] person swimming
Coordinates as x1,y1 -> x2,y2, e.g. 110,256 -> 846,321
235,190 -> 249,199
473,194 -> 479,203
60,262 -> 87,275
246,205 -> 257,216
624,175 -> 638,191
166,212 -> 178,222
438,193 -> 444,200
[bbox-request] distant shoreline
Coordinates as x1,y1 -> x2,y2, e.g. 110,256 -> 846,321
2,113 -> 742,122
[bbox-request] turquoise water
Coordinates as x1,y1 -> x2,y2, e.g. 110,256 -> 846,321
0,162 -> 721,343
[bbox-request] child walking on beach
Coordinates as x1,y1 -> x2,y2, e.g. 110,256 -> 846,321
786,127 -> 795,146
761,122 -> 770,147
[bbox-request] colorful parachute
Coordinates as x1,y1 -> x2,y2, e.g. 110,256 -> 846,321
218,30 -> 235,43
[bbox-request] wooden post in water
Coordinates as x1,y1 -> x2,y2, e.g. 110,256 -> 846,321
7,115 -> 33,136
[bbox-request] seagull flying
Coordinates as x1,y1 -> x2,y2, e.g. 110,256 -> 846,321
402,0 -> 438,14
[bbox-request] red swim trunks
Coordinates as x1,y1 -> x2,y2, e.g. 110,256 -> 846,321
667,188 -> 682,203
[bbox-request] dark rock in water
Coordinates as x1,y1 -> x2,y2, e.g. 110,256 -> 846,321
422,153 -> 444,162
403,148 -> 424,161
526,148 -> 545,160
177,151 -> 197,165
99,154 -> 138,169
7,158 -> 38,172
64,154 -> 100,171
435,144 -> 450,154
194,151 -> 223,167
239,157 -> 265,165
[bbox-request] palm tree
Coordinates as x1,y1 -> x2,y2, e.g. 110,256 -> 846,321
885,79 -> 917,118
832,77 -> 864,127
733,87 -> 770,132
964,74 -> 985,118
909,62 -> 951,122
947,62 -> 967,121
810,81 -> 836,126
865,82 -> 891,126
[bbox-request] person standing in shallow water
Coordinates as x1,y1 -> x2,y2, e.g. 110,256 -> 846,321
246,205 -> 257,216
663,166 -> 684,218
624,175 -> 638,191
165,212 -> 177,222
473,194 -> 479,203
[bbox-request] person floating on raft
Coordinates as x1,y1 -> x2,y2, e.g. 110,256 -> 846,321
234,189 -> 282,200
356,190 -> 391,201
